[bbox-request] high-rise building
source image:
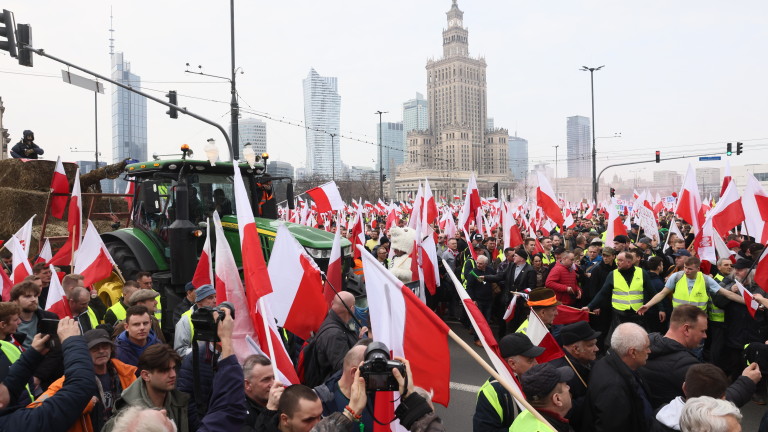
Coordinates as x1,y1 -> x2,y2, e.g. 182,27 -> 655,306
303,68 -> 340,178
377,122 -> 404,181
402,92 -> 428,144
394,1 -> 512,200
486,117 -> 494,130
508,135 -> 529,181
267,160 -> 295,179
235,118 -> 267,157
566,115 -> 590,178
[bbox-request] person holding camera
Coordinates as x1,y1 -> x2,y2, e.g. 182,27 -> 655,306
106,307 -> 246,432
174,284 -> 217,358
0,317 -> 96,430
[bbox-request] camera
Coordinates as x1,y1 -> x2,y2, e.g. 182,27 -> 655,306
360,342 -> 406,392
39,318 -> 61,349
190,302 -> 235,342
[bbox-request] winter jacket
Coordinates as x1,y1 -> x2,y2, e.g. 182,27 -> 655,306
15,308 -> 66,390
240,396 -> 270,432
28,358 -> 137,432
465,265 -> 496,302
581,352 -> 653,432
722,281 -> 768,349
314,370 -> 374,431
473,377 -> 520,431
197,354 -> 247,432
639,332 -> 755,409
10,140 -> 44,159
176,342 -> 217,417
0,336 -> 97,431
312,311 -> 358,382
546,262 -> 581,305
549,350 -> 592,428
485,262 -> 536,294
114,329 -> 160,367
389,253 -> 413,283
650,396 -> 685,432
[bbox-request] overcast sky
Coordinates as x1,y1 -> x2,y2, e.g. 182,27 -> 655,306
2,1 -> 767,181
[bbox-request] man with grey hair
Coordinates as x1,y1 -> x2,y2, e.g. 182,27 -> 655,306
680,396 -> 742,432
465,254 -> 496,346
582,323 -> 653,432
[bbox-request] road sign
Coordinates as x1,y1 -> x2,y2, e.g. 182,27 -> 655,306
699,156 -> 721,161
61,70 -> 104,93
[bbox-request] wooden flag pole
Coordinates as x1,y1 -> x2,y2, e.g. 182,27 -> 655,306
447,329 -> 556,430
258,297 -> 281,381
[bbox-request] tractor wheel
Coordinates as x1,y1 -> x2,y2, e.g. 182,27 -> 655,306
105,240 -> 142,281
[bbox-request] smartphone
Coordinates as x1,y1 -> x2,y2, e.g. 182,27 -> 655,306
39,318 -> 60,349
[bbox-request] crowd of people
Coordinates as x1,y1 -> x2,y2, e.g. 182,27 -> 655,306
1,209 -> 767,431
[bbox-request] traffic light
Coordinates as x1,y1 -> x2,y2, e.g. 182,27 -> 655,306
0,9 -> 17,58
492,182 -> 499,199
610,187 -> 616,198
1,128 -> 10,154
655,150 -> 660,163
737,142 -> 743,155
16,23 -> 31,67
166,91 -> 178,119
726,142 -> 732,156
381,174 -> 387,182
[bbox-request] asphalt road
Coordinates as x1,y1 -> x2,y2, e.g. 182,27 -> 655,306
433,321 -> 766,431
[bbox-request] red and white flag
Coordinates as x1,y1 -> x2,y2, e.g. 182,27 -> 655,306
755,251 -> 768,296
584,202 -> 595,220
45,263 -> 71,319
710,180 -> 744,236
50,156 -> 70,219
734,279 -> 759,318
0,266 -> 13,302
73,221 -> 116,287
36,238 -> 52,264
720,159 -> 732,199
526,308 -> 565,363
49,168 -> 82,266
536,172 -> 564,227
663,217 -> 685,253
503,294 -> 519,322
232,167 -> 298,384
324,214 -> 343,308
362,245 -> 450,431
674,164 -> 704,235
457,174 -> 481,232
604,198 -> 628,248
742,173 -> 768,244
349,206 -> 366,259
266,224 -> 327,340
13,215 -> 35,255
563,208 -> 575,229
125,178 -> 136,219
192,221 -> 213,290
305,181 -> 345,214
423,179 -> 439,226
7,236 -> 32,284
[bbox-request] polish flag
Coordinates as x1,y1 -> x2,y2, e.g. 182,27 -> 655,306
663,217 -> 685,253
674,164 -> 704,235
45,264 -> 71,319
267,224 -> 327,340
502,202 -> 523,249
417,222 -> 440,296
503,294 -> 519,322
7,236 -> 32,284
125,179 -> 136,218
49,169 -> 82,266
192,222 -> 214,293
463,229 -> 478,260
423,179 -> 439,226
441,211 -> 457,241
13,215 -> 35,255
734,280 -> 759,318
385,204 -> 398,231
232,167 -> 298,384
50,156 -> 70,219
444,258 -> 523,405
73,221 -> 116,287
720,160 -> 732,198
457,174 -> 481,232
36,238 -> 52,264
408,183 -> 423,231
0,267 -> 12,301
755,251 -> 768,296
526,308 -> 565,363
324,215 -> 343,308
552,305 -> 590,325
362,246 -> 450,432
742,173 -> 768,244
349,206 -> 366,259
305,181 -> 345,214
604,198 -> 628,248
536,172 -> 564,227
563,208 -> 575,229
584,202 -> 595,220
710,181 -> 744,236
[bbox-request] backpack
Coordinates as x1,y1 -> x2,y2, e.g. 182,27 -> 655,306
296,325 -> 334,387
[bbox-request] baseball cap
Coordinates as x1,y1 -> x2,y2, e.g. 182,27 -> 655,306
559,321 -> 601,346
499,333 -> 545,359
129,289 -> 159,306
613,235 -> 630,244
726,240 -> 741,249
637,237 -> 652,246
673,250 -> 692,257
520,363 -> 574,402
734,259 -> 754,270
84,329 -> 113,349
471,233 -> 483,242
194,284 -> 216,302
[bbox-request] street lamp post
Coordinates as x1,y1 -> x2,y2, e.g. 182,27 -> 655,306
229,0 -> 240,160
375,110 -> 387,200
581,65 -> 604,204
330,133 -> 337,181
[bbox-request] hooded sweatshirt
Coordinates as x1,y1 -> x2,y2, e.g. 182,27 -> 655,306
114,330 -> 159,367
652,396 -> 684,431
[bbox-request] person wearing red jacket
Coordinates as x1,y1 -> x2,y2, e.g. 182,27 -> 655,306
545,251 -> 582,306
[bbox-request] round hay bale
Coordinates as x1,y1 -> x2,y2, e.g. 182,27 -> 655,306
0,187 -> 50,240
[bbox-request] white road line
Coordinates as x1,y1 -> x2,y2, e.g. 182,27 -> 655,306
450,381 -> 481,393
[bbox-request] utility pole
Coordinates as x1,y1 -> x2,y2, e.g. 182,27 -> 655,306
375,110 -> 387,199
229,0 -> 239,160
581,65 -> 604,204
330,133 -> 337,181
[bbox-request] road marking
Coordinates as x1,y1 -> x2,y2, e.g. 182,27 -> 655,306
450,382 -> 481,393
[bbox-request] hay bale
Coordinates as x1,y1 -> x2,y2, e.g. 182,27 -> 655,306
0,159 -> 78,191
0,187 -> 50,241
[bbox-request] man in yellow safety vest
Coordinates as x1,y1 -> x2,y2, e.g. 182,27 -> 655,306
510,362 -> 574,431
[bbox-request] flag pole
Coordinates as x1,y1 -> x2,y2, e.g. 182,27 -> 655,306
320,272 -> 364,330
447,329 -> 556,429
258,297 -> 281,381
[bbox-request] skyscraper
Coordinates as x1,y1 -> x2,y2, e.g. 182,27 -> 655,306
235,118 -> 267,156
303,68 -> 341,178
402,92 -> 428,145
508,135 -> 529,181
377,121 -> 404,180
395,1 -> 511,200
566,115 -> 590,178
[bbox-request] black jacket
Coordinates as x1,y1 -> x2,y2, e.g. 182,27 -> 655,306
485,262 -> 536,294
241,396 -> 270,432
581,352 -> 652,432
0,336 -> 96,430
550,350 -> 592,428
10,140 -> 44,159
313,311 -> 358,382
640,332 -> 755,409
473,377 -> 520,432
16,308 -> 65,390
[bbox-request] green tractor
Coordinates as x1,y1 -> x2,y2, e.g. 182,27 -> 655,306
97,149 -> 351,330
